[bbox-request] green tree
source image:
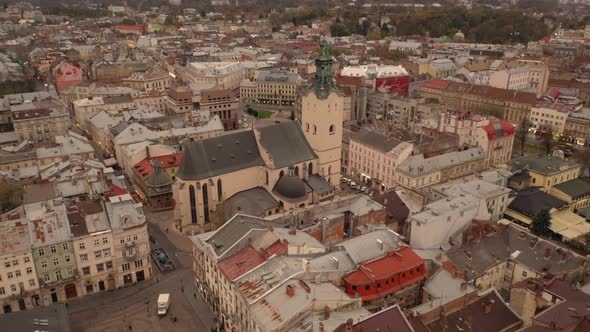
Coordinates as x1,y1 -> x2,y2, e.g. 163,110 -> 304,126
0,183 -> 22,213
330,22 -> 350,37
532,209 -> 552,236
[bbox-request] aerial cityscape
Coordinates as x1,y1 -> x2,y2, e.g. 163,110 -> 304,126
0,0 -> 590,331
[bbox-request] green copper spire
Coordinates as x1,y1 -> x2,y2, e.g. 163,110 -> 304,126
313,39 -> 335,99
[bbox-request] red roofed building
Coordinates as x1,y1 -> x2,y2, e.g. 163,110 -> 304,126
343,247 -> 426,309
218,240 -> 287,281
476,118 -> 516,167
132,153 -> 183,210
116,25 -> 144,35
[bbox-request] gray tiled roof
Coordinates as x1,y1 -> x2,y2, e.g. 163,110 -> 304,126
552,178 -> 590,199
223,187 -> 279,220
351,128 -> 402,152
507,154 -> 580,175
204,214 -> 271,257
508,188 -> 567,218
177,130 -> 265,180
257,121 -> 317,168
446,225 -> 586,281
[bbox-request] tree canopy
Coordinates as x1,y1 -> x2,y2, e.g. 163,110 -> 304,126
532,209 -> 552,237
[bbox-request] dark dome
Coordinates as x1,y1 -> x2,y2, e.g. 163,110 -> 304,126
275,175 -> 307,200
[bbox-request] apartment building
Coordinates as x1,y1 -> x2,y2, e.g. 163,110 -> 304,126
24,185 -> 79,305
0,91 -> 56,132
438,111 -> 489,147
349,128 -> 413,191
11,98 -> 71,143
0,214 -> 41,314
396,147 -> 486,195
186,62 -> 244,90
68,200 -> 116,296
504,154 -> 581,191
564,107 -> 590,145
122,71 -> 172,91
408,194 -> 490,249
105,194 -> 152,287
529,101 -> 581,135
164,85 -> 193,116
200,89 -> 238,130
430,178 -> 512,221
489,67 -> 546,97
241,70 -> 301,105
340,64 -> 409,95
476,118 -> 516,167
444,224 -> 588,294
422,79 -> 537,124
73,95 -> 134,130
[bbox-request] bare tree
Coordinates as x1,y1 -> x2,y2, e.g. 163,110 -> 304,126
516,118 -> 530,157
542,127 -> 554,155
573,149 -> 590,177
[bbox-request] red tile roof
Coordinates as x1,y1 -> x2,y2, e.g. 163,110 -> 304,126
422,78 -> 450,90
117,25 -> 144,31
424,79 -> 537,105
133,153 -> 183,180
480,118 -> 515,140
219,246 -> 267,281
265,240 -> 287,256
344,247 -> 424,285
110,183 -> 128,196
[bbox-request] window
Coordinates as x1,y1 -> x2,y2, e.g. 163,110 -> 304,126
105,261 -> 112,270
10,285 -> 16,293
522,271 -> 528,278
38,248 -> 45,256
103,249 -> 110,257
4,262 -> 10,268
12,260 -> 18,266
79,242 -> 85,250
44,273 -> 50,282
7,272 -> 13,279
29,279 -> 35,287
82,267 -> 90,275
329,124 -> 335,134
96,263 -> 104,272
50,246 -> 56,254
133,235 -> 138,241
94,239 -> 100,246
65,255 -> 71,263
53,258 -> 59,266
94,251 -> 102,259
135,259 -> 143,268
122,263 -> 130,271
62,243 -> 69,250
26,267 -> 32,274
55,271 -> 62,281
24,257 -> 30,263
0,287 -> 4,295
80,254 -> 88,262
102,237 -> 108,244
41,261 -> 47,269
15,270 -> 21,277
365,285 -> 371,291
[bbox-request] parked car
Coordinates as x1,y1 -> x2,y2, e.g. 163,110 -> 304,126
360,186 -> 367,192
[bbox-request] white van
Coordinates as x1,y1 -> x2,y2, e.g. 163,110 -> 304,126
157,293 -> 170,316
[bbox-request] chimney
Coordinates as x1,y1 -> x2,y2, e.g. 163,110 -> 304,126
346,319 -> 354,327
544,248 -> 551,260
519,231 -> 527,240
483,300 -> 493,314
286,284 -> 295,297
319,322 -> 325,332
460,282 -> 467,291
332,256 -> 339,269
377,239 -> 383,250
324,305 -> 331,319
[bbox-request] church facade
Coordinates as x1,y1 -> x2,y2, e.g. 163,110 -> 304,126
173,41 -> 345,234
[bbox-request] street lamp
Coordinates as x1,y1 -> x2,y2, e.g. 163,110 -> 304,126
145,297 -> 150,315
